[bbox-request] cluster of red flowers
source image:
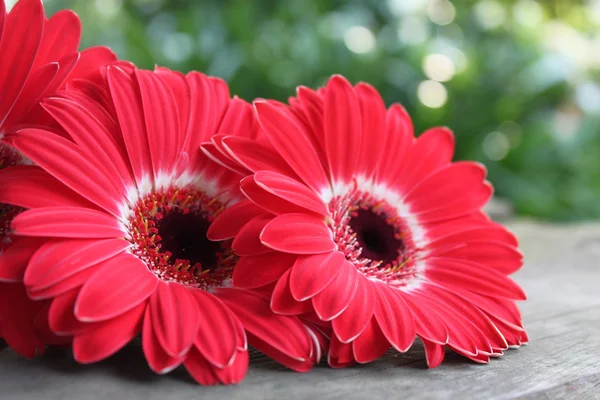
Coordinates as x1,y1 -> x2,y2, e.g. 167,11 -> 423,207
0,0 -> 527,385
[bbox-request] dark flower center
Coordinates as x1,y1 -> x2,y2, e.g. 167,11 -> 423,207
348,208 -> 404,266
328,186 -> 419,287
157,210 -> 221,272
127,187 -> 236,289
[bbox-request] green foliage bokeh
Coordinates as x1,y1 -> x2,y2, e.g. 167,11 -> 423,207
43,0 -> 600,221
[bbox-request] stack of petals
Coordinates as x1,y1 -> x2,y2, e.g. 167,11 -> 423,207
0,0 -> 527,386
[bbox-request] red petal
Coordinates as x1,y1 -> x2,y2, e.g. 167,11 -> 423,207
332,275 -> 375,343
10,130 -> 123,215
48,288 -> 87,335
270,269 -> 314,315
0,238 -> 45,282
0,282 -> 44,358
66,46 -> 117,82
246,332 -> 313,372
323,75 -> 361,184
212,349 -> 248,384
312,260 -> 359,321
75,254 -> 157,322
73,302 -> 146,364
221,136 -> 298,177
12,207 -> 123,238
399,291 -> 448,345
0,0 -> 44,125
253,170 -> 329,216
232,252 -> 296,289
107,66 -> 153,187
207,200 -> 263,241
240,175 -> 318,216
29,264 -> 101,301
41,97 -> 134,192
254,101 -> 329,193
183,347 -> 220,386
189,290 -> 238,368
355,82 -> 386,180
217,287 -> 313,364
142,307 -> 183,374
32,9 -> 80,69
0,166 -> 93,209
453,289 -> 524,330
232,214 -> 274,256
404,162 -> 492,222
435,242 -> 523,275
184,72 -> 230,162
136,69 -> 180,176
1,62 -> 58,129
25,238 -> 129,290
375,104 -> 414,185
422,339 -> 445,368
328,336 -> 355,368
425,258 -> 527,300
373,284 -> 416,352
400,127 -> 455,191
261,213 -> 335,254
148,282 -> 200,358
290,251 -> 345,301
351,317 -> 390,364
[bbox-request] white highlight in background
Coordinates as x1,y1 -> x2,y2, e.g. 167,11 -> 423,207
343,26 -> 376,54
422,53 -> 456,82
417,80 -> 448,108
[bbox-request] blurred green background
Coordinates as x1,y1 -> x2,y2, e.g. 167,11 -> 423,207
16,0 -> 600,220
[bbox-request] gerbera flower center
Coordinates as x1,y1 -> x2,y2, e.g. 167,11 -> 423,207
328,186 -> 419,288
126,186 -> 236,289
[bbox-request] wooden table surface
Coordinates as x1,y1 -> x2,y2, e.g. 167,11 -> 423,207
1,220 -> 599,399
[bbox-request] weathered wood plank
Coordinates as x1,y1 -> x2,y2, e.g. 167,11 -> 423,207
1,220 -> 599,399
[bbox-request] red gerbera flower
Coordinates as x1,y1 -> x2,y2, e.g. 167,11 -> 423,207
0,0 -> 117,356
1,66 -> 319,384
205,75 -> 528,368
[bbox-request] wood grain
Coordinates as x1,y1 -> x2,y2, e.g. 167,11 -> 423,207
1,220 -> 599,400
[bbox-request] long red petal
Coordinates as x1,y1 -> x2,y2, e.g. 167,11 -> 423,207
12,207 -> 123,238
217,287 -> 314,364
188,290 -> 238,368
0,166 -> 93,209
10,129 -> 123,215
290,251 -> 345,302
373,283 -> 416,352
107,66 -> 153,187
0,0 -> 44,126
270,269 -> 314,315
351,317 -> 390,364
141,307 -> 182,374
323,75 -> 361,184
232,252 -> 296,289
207,200 -> 264,241
253,170 -> 329,216
355,82 -> 386,180
75,254 -> 157,322
232,214 -> 274,256
332,275 -> 375,343
261,213 -> 335,254
147,282 -> 200,358
25,238 -> 130,290
312,260 -> 359,321
254,101 -> 329,193
73,302 -> 146,364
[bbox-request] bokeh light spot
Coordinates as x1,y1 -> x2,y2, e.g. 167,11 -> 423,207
417,80 -> 448,108
343,26 -> 376,54
422,53 -> 456,82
